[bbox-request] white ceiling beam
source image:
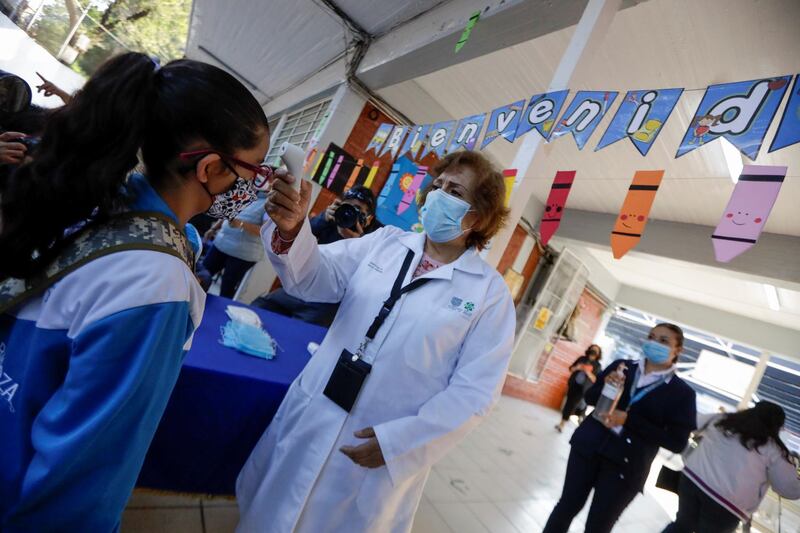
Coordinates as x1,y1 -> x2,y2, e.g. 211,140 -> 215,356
616,286 -> 800,361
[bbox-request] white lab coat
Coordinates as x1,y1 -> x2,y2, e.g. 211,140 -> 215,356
236,220 -> 516,533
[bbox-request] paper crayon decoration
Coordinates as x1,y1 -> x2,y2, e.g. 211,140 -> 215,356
363,161 -> 380,188
303,148 -> 318,173
309,151 -> 324,179
769,74 -> 800,153
311,144 -> 374,195
502,169 -> 517,207
538,171 -> 576,246
610,170 -> 664,259
711,165 -> 787,263
365,123 -> 393,154
455,10 -> 481,53
398,165 -> 429,215
377,162 -> 401,207
344,159 -> 364,191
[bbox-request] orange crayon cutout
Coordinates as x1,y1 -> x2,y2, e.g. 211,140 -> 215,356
610,170 -> 664,259
344,159 -> 364,191
303,148 -> 318,173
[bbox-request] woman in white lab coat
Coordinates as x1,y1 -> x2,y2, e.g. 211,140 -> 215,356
236,150 -> 516,533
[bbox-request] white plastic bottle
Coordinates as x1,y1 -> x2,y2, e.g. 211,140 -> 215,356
592,362 -> 627,422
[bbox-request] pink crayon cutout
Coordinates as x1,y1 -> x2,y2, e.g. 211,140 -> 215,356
712,164 -> 787,263
539,171 -> 576,246
397,165 -> 428,215
326,155 -> 344,188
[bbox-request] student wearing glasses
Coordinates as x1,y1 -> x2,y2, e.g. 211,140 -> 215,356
0,53 -> 270,531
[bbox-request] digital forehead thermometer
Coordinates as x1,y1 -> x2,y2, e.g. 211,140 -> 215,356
278,142 -> 305,191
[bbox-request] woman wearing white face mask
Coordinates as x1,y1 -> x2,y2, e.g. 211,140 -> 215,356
236,151 -> 516,533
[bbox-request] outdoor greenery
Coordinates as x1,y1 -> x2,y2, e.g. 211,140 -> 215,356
20,0 -> 191,76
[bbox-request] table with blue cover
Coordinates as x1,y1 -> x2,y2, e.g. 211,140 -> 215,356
137,294 -> 327,495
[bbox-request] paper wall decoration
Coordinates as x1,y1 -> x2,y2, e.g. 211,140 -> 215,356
502,169 -> 517,207
596,89 -> 683,155
514,90 -> 569,142
380,125 -> 409,159
455,10 -> 481,53
365,123 -> 393,154
311,144 -> 373,195
482,100 -> 525,149
551,91 -> 619,150
399,124 -> 431,160
421,120 -> 456,159
769,75 -> 800,152
610,170 -> 664,259
676,76 -> 791,160
448,113 -> 487,152
711,165 -> 787,263
376,156 -> 432,232
538,171 -> 576,246
363,160 -> 380,188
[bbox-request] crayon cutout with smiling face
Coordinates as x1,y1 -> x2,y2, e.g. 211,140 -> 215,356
539,171 -> 576,246
610,170 -> 663,259
543,202 -> 564,222
618,212 -> 647,231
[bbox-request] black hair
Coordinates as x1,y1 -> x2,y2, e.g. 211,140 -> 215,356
0,52 -> 268,279
0,104 -> 50,135
716,401 -> 793,463
344,185 -> 376,214
585,344 -> 602,359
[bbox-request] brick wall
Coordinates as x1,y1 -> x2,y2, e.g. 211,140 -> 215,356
503,288 -> 608,409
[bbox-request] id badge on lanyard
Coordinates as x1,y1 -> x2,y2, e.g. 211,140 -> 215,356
323,249 -> 430,413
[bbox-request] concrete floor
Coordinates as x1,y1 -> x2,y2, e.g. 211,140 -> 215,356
123,396 -> 678,532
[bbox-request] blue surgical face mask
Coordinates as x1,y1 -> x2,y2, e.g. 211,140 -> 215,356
220,320 -> 276,359
642,340 -> 672,364
420,189 -> 472,243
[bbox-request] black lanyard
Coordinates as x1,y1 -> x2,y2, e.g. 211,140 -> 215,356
363,249 -> 430,344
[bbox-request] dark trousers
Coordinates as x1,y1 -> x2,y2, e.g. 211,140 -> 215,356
197,245 -> 256,299
662,475 -> 741,533
251,289 -> 339,328
562,385 -> 586,421
543,448 -> 640,533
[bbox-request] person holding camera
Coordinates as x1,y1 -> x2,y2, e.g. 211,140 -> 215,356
251,186 -> 381,326
236,150 -> 516,533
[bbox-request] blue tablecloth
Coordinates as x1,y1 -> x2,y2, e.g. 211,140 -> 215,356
137,294 -> 327,495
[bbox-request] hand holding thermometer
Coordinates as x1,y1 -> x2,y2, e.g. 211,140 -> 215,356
278,142 -> 305,192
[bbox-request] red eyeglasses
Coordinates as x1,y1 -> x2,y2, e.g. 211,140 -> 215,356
179,149 -> 274,188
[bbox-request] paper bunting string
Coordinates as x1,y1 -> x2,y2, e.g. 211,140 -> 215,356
610,170 -> 663,259
455,10 -> 481,53
596,89 -> 683,155
502,169 -> 517,207
539,171 -> 576,246
551,91 -> 619,150
399,124 -> 431,160
365,123 -> 393,154
482,100 -> 525,149
515,90 -> 569,142
769,74 -> 800,152
676,76 -> 791,160
448,113 -> 487,152
380,125 -> 409,159
421,120 -> 456,159
711,165 -> 787,263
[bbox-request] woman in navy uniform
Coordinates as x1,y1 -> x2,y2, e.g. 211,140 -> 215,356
543,323 -> 697,533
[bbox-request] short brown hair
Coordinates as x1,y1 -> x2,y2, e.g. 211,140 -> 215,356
420,150 -> 509,250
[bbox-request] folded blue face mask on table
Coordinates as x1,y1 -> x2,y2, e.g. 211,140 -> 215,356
220,320 -> 277,359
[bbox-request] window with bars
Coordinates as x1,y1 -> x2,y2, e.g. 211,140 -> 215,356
265,99 -> 331,166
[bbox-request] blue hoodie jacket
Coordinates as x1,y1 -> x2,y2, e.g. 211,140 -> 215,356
0,174 -> 205,532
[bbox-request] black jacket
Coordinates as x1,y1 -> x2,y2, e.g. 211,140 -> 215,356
570,358 -> 697,491
309,213 -> 382,245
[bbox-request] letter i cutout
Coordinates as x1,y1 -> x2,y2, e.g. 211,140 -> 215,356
611,170 -> 664,259
539,171 -> 576,246
712,165 -> 787,262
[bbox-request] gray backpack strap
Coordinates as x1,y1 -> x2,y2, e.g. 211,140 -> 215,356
0,211 -> 195,315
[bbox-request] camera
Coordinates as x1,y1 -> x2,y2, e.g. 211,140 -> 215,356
334,203 -> 367,230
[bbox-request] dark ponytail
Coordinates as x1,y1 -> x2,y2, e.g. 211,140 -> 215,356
0,52 -> 267,279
